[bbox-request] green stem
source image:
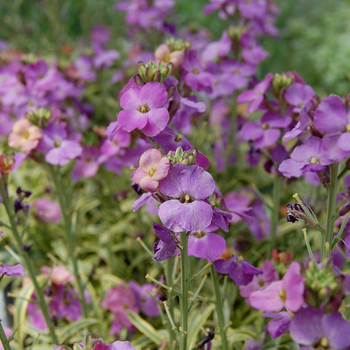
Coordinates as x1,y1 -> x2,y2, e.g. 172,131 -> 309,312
322,163 -> 339,261
164,258 -> 175,350
210,265 -> 228,350
0,321 -> 11,350
180,232 -> 189,350
47,165 -> 89,319
268,174 -> 282,258
0,182 -> 58,343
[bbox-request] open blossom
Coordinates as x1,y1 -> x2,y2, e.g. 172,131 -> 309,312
158,163 -> 216,232
314,95 -> 350,162
117,82 -> 169,137
37,123 -> 82,166
284,82 -> 314,113
188,230 -> 226,262
289,307 -> 350,350
129,281 -> 160,317
133,149 -> 170,192
8,119 -> 42,152
279,137 -> 332,178
240,111 -> 291,149
237,73 -> 272,114
41,265 -> 75,285
0,263 -> 25,277
33,198 -> 61,223
152,222 -> 177,262
250,261 -> 304,312
214,255 -> 262,286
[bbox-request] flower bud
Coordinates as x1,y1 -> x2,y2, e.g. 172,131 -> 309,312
26,107 -> 52,128
133,73 -> 145,85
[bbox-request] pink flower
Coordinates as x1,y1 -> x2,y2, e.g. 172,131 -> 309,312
8,119 -> 42,152
33,198 -> 61,223
133,149 -> 170,192
155,43 -> 184,70
250,261 -> 305,312
41,265 -> 75,285
117,82 -> 169,137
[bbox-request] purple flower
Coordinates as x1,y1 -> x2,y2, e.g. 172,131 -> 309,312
72,146 -> 100,181
237,74 -> 272,114
214,256 -> 262,286
0,263 -> 25,277
182,51 -> 216,93
33,198 -> 61,223
158,164 -> 216,232
50,285 -> 82,321
201,31 -> 231,62
188,230 -> 226,262
249,261 -> 304,312
129,281 -> 160,317
262,311 -> 292,338
239,260 -> 279,304
279,137 -> 332,178
240,111 -> 291,148
314,95 -> 350,161
101,284 -> 139,335
238,0 -> 266,19
290,307 -> 350,350
284,83 -> 314,113
117,82 -> 169,137
152,222 -> 177,262
224,192 -> 254,224
37,123 -> 82,166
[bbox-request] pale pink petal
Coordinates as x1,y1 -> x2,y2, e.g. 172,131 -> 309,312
139,149 -> 163,173
133,167 -> 148,184
249,281 -> 284,312
139,176 -> 159,192
139,82 -> 168,109
118,109 -> 148,133
152,157 -> 170,181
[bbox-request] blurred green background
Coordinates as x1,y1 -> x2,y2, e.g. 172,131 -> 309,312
1,0 -> 350,96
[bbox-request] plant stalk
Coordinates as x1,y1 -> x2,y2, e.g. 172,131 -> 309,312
0,321 -> 11,350
322,163 -> 339,261
164,258 -> 175,350
180,232 -> 189,350
268,174 -> 282,257
0,182 -> 58,343
47,165 -> 89,319
210,265 -> 228,350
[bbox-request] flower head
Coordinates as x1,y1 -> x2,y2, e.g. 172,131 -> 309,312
117,82 -> 169,137
133,149 -> 170,192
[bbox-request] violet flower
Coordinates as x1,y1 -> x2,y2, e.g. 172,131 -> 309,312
249,261 -> 304,312
214,256 -> 263,286
188,230 -> 226,262
278,136 -> 332,178
101,284 -> 139,335
117,82 -> 169,137
240,111 -> 291,149
289,307 -> 350,350
152,222 -> 177,262
72,146 -> 100,181
314,95 -> 350,162
158,163 -> 216,232
129,281 -> 160,317
33,198 -> 61,223
0,263 -> 25,277
201,31 -> 231,62
237,74 -> 272,114
284,82 -> 314,113
37,123 -> 82,166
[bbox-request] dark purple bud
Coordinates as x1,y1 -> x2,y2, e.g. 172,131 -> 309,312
130,183 -> 143,196
22,244 -> 33,252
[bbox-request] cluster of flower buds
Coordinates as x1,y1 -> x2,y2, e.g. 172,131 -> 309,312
0,154 -> 14,179
167,146 -> 197,166
25,107 -> 52,129
137,61 -> 173,84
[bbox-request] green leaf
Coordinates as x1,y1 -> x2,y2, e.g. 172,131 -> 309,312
187,304 -> 215,346
127,311 -> 164,345
58,318 -> 100,344
226,327 -> 257,344
14,282 -> 36,345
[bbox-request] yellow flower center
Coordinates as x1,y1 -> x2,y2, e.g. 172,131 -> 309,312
192,68 -> 200,74
237,256 -> 244,263
346,124 -> 350,132
149,168 -> 156,177
196,231 -> 204,238
139,104 -> 150,113
261,123 -> 269,130
175,134 -> 182,142
310,157 -> 317,164
24,131 -> 30,139
54,141 -> 61,148
320,337 -> 328,347
184,194 -> 190,202
279,289 -> 287,302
